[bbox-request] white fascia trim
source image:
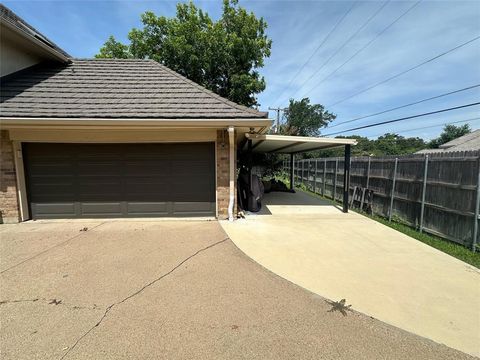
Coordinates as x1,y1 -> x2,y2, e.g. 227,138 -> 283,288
0,117 -> 273,129
1,19 -> 70,63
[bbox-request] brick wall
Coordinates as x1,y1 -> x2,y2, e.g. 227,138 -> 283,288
0,130 -> 20,223
216,129 -> 236,219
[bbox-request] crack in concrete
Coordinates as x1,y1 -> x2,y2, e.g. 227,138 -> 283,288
0,222 -> 106,275
59,237 -> 228,360
0,297 -> 102,311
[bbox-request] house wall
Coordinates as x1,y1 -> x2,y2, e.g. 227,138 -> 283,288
0,26 -> 43,77
0,130 -> 20,223
216,129 -> 236,219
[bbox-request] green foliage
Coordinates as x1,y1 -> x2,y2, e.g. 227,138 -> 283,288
96,0 -> 271,107
428,124 -> 471,149
310,133 -> 427,158
95,36 -> 131,59
280,98 -> 336,136
371,215 -> 479,269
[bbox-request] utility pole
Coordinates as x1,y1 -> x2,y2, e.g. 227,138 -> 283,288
268,107 -> 287,133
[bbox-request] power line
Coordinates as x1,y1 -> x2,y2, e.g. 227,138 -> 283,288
322,102 -> 480,136
274,1 -> 357,107
368,117 -> 480,138
302,0 -> 422,98
328,84 -> 480,129
268,106 -> 287,133
287,0 -> 391,102
327,35 -> 480,108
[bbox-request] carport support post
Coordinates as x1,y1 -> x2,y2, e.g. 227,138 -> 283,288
343,145 -> 351,213
247,138 -> 253,204
334,159 -> 338,202
323,159 -> 326,196
289,153 -> 295,192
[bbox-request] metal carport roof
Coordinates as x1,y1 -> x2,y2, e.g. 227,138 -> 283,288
243,133 -> 357,153
241,132 -> 357,214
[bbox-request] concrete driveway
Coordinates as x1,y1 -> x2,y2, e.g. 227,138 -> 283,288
0,220 -> 474,359
221,191 -> 480,357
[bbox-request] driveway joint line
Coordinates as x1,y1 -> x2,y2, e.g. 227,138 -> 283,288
0,222 -> 107,274
59,237 -> 229,360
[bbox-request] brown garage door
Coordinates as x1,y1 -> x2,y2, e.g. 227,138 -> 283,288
23,143 -> 216,219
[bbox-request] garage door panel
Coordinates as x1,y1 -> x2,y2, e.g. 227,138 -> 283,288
24,142 -> 215,219
32,203 -> 76,218
127,202 -> 169,216
81,202 -> 123,216
172,202 -> 216,215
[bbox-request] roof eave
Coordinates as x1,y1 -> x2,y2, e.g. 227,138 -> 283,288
1,18 -> 70,63
0,117 -> 274,129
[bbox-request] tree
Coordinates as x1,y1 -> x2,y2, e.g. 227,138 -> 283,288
313,133 -> 426,157
96,0 -> 271,107
428,124 -> 471,148
280,98 -> 336,137
96,36 -> 131,59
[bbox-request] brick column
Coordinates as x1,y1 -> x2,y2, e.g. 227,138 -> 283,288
216,129 -> 236,219
0,130 -> 20,223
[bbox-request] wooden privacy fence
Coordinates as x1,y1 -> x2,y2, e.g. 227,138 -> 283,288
283,150 -> 480,249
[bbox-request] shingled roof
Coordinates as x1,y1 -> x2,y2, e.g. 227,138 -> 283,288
0,59 -> 269,119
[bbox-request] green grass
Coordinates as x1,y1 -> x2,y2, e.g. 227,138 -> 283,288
369,215 -> 480,268
273,174 -> 480,268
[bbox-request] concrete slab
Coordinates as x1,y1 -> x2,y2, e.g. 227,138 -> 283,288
0,219 -> 474,359
221,191 -> 480,357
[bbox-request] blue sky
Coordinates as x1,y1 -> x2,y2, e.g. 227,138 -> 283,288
4,0 -> 480,140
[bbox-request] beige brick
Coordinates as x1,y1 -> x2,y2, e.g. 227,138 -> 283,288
0,130 -> 20,223
216,129 -> 237,219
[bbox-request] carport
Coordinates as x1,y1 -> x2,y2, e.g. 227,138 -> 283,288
240,133 -> 357,212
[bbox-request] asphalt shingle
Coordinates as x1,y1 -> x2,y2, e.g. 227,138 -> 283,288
0,59 -> 268,119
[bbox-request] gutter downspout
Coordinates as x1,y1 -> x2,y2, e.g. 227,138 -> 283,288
227,126 -> 235,221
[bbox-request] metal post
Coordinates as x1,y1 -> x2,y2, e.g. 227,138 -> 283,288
366,156 -> 371,189
313,160 -> 318,194
308,159 -> 311,191
302,160 -> 305,185
360,156 -> 371,211
343,145 -> 351,213
323,159 -> 327,196
389,158 -> 398,222
289,153 -> 295,192
472,157 -> 480,251
334,159 -> 338,202
419,155 -> 429,233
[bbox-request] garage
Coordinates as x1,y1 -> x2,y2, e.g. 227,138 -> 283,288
23,142 -> 216,219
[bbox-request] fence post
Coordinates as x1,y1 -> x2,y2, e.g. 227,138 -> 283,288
334,159 -> 338,202
366,156 -> 371,189
472,156 -> 480,251
360,156 -> 371,210
389,158 -> 398,222
419,155 -> 429,233
301,160 -> 304,185
313,160 -> 318,194
308,159 -> 311,191
323,159 -> 327,196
